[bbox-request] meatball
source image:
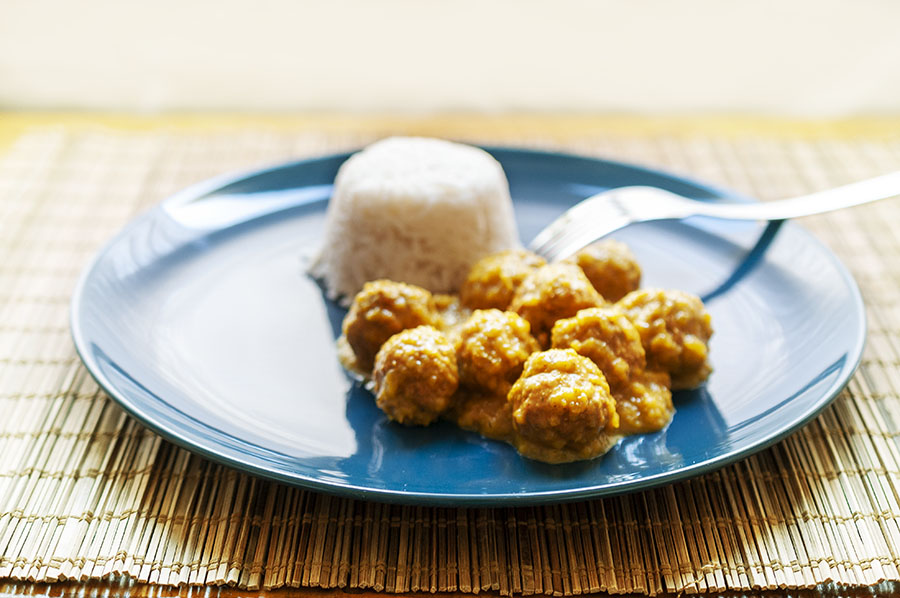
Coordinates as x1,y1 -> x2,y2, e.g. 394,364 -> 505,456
447,390 -> 515,442
343,280 -> 439,372
508,349 -> 619,463
432,293 -> 471,330
614,370 -> 674,434
455,309 -> 540,396
564,240 -> 641,302
617,289 -> 713,389
550,306 -> 646,392
509,263 -> 604,347
460,249 -> 546,310
372,326 -> 459,426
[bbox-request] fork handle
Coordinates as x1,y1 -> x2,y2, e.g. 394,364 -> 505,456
691,171 -> 900,221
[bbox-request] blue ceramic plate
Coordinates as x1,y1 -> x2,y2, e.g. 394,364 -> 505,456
70,148 -> 866,505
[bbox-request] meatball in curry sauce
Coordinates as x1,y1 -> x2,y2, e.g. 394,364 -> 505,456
455,309 -> 540,396
564,240 -> 641,302
343,280 -> 438,372
550,306 -> 675,435
509,263 -> 604,348
617,288 -> 713,390
337,244 -> 713,464
460,249 -> 545,311
373,326 -> 459,426
550,306 -> 645,393
509,349 -> 620,463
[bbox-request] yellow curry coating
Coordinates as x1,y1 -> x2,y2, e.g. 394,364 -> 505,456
455,309 -> 540,396
550,306 -> 646,393
372,326 -> 459,426
617,288 -> 713,390
508,349 -> 619,463
448,391 -> 515,442
343,280 -> 439,372
460,249 -> 546,310
564,239 -> 641,302
509,263 -> 604,348
614,369 -> 673,434
432,293 -> 471,330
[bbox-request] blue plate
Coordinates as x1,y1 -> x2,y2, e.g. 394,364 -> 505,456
70,147 -> 866,505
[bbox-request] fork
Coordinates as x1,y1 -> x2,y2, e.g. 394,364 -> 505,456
528,171 -> 900,262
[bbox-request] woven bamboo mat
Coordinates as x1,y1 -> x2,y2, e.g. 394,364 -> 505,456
1,122 -> 900,595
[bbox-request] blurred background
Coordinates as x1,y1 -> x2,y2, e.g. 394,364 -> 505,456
3,0 -> 899,116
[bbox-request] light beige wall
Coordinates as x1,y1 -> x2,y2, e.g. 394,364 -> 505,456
2,0 -> 899,115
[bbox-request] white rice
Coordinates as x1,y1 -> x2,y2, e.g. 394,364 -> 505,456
310,137 -> 520,299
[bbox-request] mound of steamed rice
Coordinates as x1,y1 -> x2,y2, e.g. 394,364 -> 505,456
310,137 -> 520,299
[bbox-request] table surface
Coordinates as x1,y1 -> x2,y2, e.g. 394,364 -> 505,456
2,111 -> 900,598
5,111 -> 900,145
2,580 -> 899,597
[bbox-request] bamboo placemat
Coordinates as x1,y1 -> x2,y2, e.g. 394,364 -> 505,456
1,119 -> 900,595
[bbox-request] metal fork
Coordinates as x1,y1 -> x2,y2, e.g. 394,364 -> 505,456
528,171 -> 900,262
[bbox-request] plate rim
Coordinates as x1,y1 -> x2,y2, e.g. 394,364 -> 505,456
69,146 -> 868,505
